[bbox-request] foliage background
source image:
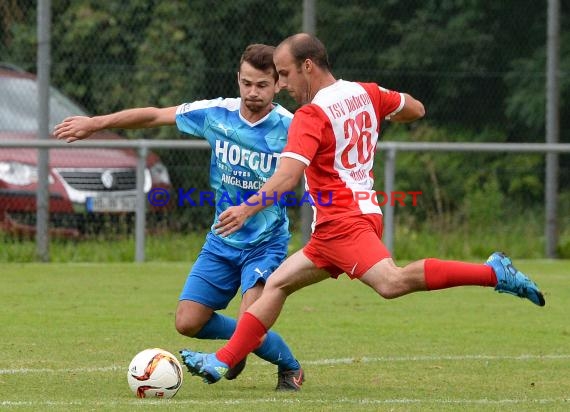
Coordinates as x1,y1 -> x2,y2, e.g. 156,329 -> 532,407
1,1 -> 569,258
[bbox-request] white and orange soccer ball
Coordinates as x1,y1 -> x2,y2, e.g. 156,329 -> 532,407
127,348 -> 183,398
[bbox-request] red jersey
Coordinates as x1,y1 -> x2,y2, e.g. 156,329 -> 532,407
281,80 -> 404,229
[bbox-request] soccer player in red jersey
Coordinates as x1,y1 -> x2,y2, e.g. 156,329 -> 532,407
180,33 -> 545,388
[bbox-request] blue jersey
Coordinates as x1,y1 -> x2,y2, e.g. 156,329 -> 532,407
175,98 -> 292,248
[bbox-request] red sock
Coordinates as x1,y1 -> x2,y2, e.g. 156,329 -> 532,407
215,312 -> 267,368
424,258 -> 497,290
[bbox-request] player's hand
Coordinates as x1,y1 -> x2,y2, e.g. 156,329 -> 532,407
53,116 -> 98,143
215,205 -> 249,237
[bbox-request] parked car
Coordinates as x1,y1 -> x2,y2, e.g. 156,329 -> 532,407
0,64 -> 171,237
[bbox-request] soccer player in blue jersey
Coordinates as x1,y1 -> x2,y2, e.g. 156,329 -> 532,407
53,44 -> 304,391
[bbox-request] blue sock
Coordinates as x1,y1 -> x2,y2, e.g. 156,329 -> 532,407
194,313 -> 236,340
194,313 -> 300,371
253,330 -> 301,372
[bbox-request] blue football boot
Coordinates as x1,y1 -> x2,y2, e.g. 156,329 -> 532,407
485,252 -> 545,306
179,350 -> 229,384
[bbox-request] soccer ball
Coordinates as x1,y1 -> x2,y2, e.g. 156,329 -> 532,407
127,348 -> 184,398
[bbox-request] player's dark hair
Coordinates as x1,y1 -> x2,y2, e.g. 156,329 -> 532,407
279,33 -> 331,71
239,44 -> 278,82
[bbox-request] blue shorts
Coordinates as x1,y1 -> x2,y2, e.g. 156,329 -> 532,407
179,231 -> 289,310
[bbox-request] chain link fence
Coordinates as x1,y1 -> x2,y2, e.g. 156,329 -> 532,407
1,1 -> 569,260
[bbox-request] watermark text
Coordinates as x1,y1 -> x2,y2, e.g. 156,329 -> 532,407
147,188 -> 422,208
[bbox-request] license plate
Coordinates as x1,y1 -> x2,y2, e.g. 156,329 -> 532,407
86,195 -> 137,212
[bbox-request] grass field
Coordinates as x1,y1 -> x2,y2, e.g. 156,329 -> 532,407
1,260 -> 569,411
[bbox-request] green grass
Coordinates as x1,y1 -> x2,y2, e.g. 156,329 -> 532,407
1,260 -> 569,411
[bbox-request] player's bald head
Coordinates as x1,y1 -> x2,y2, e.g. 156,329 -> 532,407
276,33 -> 330,71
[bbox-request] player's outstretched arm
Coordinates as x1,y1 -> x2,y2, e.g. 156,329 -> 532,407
53,106 -> 177,143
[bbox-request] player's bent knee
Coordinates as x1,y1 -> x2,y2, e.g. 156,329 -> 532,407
374,286 -> 400,300
174,319 -> 200,337
362,267 -> 405,299
174,314 -> 204,337
264,280 -> 293,300
175,300 -> 214,337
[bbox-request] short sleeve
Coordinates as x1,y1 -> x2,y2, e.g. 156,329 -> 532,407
280,104 -> 328,166
359,83 -> 404,121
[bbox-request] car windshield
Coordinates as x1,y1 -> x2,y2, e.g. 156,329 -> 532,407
0,77 -> 88,133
